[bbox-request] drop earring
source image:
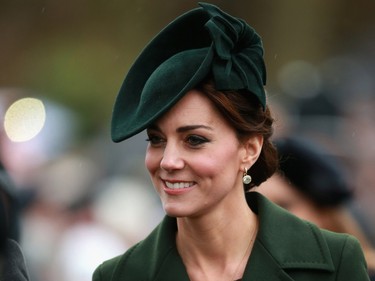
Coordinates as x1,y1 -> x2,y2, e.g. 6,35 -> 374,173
242,168 -> 252,184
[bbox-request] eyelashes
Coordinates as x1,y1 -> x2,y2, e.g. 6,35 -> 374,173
186,135 -> 209,146
146,134 -> 210,148
145,135 -> 164,146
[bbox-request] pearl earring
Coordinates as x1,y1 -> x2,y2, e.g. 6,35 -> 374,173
242,168 -> 252,184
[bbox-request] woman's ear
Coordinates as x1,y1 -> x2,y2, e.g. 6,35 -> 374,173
241,134 -> 263,167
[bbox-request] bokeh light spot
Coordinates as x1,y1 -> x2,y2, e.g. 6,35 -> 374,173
4,97 -> 46,142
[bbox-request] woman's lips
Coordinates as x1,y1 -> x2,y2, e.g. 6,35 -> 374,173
162,180 -> 196,195
165,181 -> 195,189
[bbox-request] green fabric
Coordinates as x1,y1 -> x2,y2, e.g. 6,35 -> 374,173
92,192 -> 370,281
111,2 -> 266,142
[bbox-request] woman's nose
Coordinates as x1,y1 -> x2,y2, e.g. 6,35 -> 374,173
160,143 -> 184,171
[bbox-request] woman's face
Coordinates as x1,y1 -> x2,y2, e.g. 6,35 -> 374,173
145,90 -> 260,218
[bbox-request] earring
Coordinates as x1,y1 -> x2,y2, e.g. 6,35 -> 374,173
242,168 -> 252,184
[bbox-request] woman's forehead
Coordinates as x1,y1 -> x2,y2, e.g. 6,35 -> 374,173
149,90 -> 233,133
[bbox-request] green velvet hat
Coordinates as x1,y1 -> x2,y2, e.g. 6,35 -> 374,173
112,2 -> 267,142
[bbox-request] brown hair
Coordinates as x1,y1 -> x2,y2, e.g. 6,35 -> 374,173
196,80 -> 278,191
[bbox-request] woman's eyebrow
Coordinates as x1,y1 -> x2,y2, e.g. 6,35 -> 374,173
147,124 -> 161,132
176,125 -> 213,133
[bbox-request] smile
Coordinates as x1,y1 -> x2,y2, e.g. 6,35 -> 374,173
165,181 -> 195,189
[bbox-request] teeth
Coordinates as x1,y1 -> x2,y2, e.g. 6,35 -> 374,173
165,181 -> 194,189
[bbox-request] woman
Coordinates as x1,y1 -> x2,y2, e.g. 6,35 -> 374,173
93,3 -> 370,281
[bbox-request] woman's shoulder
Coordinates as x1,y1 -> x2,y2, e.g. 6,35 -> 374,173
92,216 -> 178,281
320,228 -> 370,280
92,243 -> 140,281
252,191 -> 365,257
249,192 -> 369,280
320,228 -> 367,264
94,238 -> 161,281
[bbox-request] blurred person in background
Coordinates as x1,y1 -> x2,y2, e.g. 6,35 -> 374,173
0,161 -> 30,280
0,161 -> 22,243
257,136 -> 375,280
93,3 -> 369,281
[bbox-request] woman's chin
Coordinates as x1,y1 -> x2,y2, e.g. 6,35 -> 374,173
163,204 -> 190,218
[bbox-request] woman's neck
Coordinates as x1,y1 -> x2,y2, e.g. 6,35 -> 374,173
176,200 -> 258,281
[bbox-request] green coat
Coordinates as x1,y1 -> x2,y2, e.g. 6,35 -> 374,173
93,192 -> 370,281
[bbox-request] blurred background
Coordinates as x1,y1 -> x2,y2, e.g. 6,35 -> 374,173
1,0 -> 375,280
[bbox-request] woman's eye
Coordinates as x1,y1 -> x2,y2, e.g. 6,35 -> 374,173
146,135 -> 164,146
186,135 -> 209,146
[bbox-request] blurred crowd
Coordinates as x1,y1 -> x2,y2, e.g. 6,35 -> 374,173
1,15 -> 375,281
0,91 -> 165,280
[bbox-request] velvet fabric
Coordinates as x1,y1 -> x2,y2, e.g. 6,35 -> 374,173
111,2 -> 266,142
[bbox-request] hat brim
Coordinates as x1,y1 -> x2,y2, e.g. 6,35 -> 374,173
111,2 -> 267,142
111,8 -> 212,142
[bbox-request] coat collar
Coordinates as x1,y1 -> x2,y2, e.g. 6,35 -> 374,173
247,191 -> 335,271
115,192 -> 335,281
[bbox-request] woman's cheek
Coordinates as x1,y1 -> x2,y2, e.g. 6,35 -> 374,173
145,148 -> 161,174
